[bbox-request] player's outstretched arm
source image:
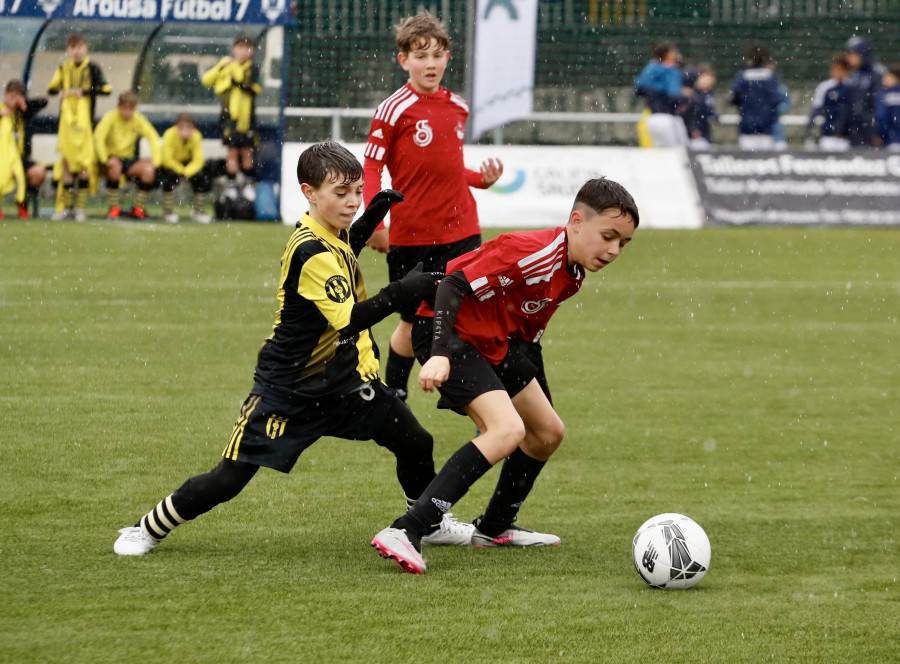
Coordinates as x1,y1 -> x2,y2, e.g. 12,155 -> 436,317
339,262 -> 436,338
348,189 -> 403,256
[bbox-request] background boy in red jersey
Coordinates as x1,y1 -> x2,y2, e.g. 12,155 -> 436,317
362,11 -> 503,401
372,178 -> 640,574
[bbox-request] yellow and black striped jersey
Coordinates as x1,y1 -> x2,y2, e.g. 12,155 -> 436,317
201,57 -> 261,133
253,214 -> 380,399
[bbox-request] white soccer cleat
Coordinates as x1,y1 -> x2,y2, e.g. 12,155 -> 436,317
421,513 -> 475,546
191,210 -> 212,224
241,183 -> 257,202
471,523 -> 561,548
74,209 -> 87,222
163,212 -> 179,224
371,527 -> 426,574
114,526 -> 159,556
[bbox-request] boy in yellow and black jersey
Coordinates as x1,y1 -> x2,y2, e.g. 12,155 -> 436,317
94,91 -> 160,219
113,141 -> 476,557
47,33 -> 111,220
202,34 -> 261,201
0,79 -> 48,219
158,113 -> 212,223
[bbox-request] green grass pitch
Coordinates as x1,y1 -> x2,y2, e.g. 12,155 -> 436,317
1,220 -> 897,663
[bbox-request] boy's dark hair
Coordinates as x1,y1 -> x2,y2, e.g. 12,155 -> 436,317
831,53 -> 850,69
66,33 -> 87,48
175,112 -> 195,126
574,178 -> 640,228
118,90 -> 138,107
652,42 -> 675,61
395,11 -> 450,53
887,63 -> 900,80
297,141 -> 363,188
5,79 -> 27,96
747,44 -> 771,67
234,34 -> 255,48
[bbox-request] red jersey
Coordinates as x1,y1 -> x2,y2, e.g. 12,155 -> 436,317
421,227 -> 584,364
363,83 -> 483,246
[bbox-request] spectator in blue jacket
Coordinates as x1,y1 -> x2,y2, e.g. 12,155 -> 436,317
730,44 -> 781,151
684,64 -> 718,149
808,54 -> 851,151
875,65 -> 900,151
634,42 -> 689,147
844,36 -> 884,147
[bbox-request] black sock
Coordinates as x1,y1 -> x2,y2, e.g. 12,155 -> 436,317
385,347 -> 416,395
476,447 -> 546,536
395,441 -> 493,537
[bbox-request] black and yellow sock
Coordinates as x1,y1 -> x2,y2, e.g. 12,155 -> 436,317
139,495 -> 187,541
162,190 -> 175,214
107,180 -> 120,208
76,178 -> 89,210
134,188 -> 149,209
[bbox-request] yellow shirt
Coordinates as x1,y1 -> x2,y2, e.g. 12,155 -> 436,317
201,57 -> 262,132
160,126 -> 204,178
0,105 -> 26,203
94,108 -> 161,166
47,58 -> 111,172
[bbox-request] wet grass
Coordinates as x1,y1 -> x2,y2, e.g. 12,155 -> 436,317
1,221 -> 897,663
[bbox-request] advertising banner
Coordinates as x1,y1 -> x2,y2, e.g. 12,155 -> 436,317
689,148 -> 900,226
470,0 -> 538,140
281,143 -> 703,230
0,0 -> 291,24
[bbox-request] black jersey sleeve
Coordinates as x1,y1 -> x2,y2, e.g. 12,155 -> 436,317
430,270 -> 472,359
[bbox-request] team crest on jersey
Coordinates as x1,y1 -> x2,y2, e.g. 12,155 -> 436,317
266,415 -> 288,439
455,121 -> 465,140
413,119 -> 433,147
521,298 -> 552,314
325,275 -> 352,303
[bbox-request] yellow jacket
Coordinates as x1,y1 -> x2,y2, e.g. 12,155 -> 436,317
0,105 -> 26,203
201,57 -> 261,133
47,58 -> 111,172
160,126 -> 205,178
94,108 -> 161,166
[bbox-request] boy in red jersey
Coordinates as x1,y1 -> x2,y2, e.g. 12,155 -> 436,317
363,11 -> 503,401
372,178 -> 639,574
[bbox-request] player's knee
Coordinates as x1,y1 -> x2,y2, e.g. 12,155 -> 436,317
489,417 -> 526,454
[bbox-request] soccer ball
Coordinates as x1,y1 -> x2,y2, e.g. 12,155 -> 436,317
632,513 -> 711,589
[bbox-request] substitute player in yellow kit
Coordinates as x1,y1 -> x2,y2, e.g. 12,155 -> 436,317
93,91 -> 160,220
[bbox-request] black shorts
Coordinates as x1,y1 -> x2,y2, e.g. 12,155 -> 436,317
222,381 -> 400,473
222,128 -> 258,149
388,234 -> 481,322
412,317 -> 551,414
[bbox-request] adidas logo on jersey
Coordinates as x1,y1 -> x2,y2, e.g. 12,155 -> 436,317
498,275 -> 514,288
372,128 -> 384,139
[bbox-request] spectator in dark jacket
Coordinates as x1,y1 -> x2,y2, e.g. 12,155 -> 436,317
844,36 -> 884,147
875,64 -> 900,151
684,64 -> 717,149
730,44 -> 781,151
808,54 -> 851,151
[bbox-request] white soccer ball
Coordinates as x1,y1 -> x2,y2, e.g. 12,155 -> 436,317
632,513 -> 711,589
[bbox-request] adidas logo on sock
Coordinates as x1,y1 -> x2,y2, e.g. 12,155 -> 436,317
431,498 -> 452,513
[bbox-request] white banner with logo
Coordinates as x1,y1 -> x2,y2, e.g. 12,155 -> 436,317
280,144 -> 703,230
470,0 -> 539,140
